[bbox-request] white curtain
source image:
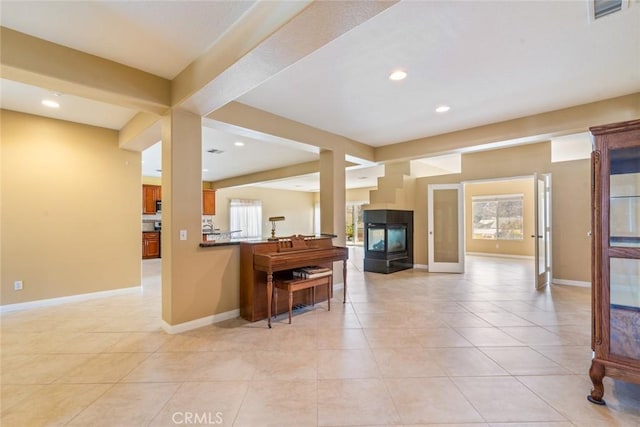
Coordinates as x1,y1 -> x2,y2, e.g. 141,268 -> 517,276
230,199 -> 262,239
314,202 -> 321,235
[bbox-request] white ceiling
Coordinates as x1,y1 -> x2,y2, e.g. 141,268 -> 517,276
1,0 -> 639,191
238,0 -> 640,146
0,1 -> 256,79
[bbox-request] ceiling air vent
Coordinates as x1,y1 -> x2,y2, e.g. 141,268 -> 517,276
591,0 -> 624,20
207,148 -> 224,155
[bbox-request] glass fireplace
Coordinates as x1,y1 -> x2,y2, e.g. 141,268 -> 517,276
363,210 -> 413,273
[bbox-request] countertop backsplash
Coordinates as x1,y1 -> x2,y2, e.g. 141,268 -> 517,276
142,220 -> 157,232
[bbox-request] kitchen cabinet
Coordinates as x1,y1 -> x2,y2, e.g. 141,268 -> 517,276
202,189 -> 216,215
142,185 -> 161,214
588,119 -> 640,405
142,231 -> 160,259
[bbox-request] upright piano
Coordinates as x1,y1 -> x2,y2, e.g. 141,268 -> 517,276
240,235 -> 348,327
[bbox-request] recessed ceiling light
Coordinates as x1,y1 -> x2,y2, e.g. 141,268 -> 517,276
42,99 -> 60,108
388,70 -> 407,81
202,168 -> 209,172
234,141 -> 245,147
435,105 -> 451,113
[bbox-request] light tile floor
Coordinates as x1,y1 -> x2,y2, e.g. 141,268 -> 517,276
2,249 -> 640,426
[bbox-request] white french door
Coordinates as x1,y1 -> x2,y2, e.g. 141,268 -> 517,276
428,184 -> 465,273
533,174 -> 552,289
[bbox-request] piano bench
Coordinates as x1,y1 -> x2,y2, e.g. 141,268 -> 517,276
273,274 -> 332,324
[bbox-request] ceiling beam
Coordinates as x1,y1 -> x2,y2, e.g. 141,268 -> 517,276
207,102 -> 375,163
175,0 -> 399,116
211,160 -> 320,190
119,112 -> 162,152
0,27 -> 171,115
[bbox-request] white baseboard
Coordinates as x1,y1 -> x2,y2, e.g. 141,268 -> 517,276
161,309 -> 240,334
413,264 -> 429,270
553,278 -> 591,288
466,252 -> 534,260
0,286 -> 141,313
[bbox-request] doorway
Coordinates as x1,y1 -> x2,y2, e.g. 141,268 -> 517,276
346,202 -> 366,246
428,175 -> 551,289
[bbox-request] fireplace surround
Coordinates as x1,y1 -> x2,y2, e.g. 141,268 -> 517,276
363,209 -> 413,273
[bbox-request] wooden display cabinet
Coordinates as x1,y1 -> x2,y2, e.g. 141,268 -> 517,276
588,119 -> 640,404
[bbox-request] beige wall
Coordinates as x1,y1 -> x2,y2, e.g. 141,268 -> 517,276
464,179 -> 535,257
1,110 -> 141,304
346,187 -> 373,203
413,142 -> 591,283
550,159 -> 591,282
314,187 -> 372,204
213,187 -> 315,238
142,176 -> 161,185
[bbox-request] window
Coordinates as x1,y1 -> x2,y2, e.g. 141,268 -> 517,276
345,202 -> 366,244
230,199 -> 262,239
472,194 -> 524,240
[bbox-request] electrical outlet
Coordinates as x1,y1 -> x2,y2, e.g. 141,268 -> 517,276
179,230 -> 187,240
14,280 -> 23,290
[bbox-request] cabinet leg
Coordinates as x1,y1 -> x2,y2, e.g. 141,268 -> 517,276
587,360 -> 606,405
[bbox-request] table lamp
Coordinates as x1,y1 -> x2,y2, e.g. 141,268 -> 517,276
268,216 -> 285,239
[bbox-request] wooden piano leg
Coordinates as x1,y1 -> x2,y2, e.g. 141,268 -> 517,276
267,272 -> 273,328
343,260 -> 347,304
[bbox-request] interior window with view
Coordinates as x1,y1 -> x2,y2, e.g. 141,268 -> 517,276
472,194 -> 524,240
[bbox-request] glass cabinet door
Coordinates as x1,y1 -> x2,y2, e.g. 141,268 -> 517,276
608,145 -> 640,360
609,146 -> 640,248
609,257 -> 640,359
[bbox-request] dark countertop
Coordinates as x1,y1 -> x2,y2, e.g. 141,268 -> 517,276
199,238 -> 261,247
199,234 -> 337,248
199,240 -> 241,247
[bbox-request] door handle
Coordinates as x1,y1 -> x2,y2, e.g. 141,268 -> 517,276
530,235 -> 543,238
